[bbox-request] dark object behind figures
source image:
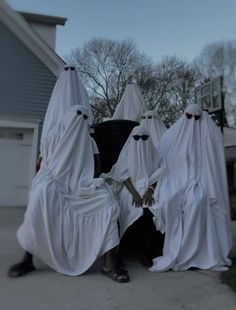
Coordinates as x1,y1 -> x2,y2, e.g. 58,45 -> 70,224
91,119 -> 139,173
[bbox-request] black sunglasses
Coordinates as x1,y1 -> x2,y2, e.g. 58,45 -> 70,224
133,135 -> 149,141
185,113 -> 201,121
77,110 -> 88,119
64,66 -> 75,71
141,115 -> 152,119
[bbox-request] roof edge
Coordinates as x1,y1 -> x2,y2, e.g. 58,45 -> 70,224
19,11 -> 67,26
0,1 -> 65,76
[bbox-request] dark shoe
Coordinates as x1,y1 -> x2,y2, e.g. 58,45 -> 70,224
141,254 -> 153,269
8,262 -> 36,278
115,259 -> 128,274
101,265 -> 130,283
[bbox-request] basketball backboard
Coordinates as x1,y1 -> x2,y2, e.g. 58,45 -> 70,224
195,76 -> 222,113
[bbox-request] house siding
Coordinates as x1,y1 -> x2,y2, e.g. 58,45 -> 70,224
0,21 -> 56,146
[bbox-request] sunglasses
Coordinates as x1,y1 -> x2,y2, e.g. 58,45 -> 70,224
141,115 -> 152,119
133,135 -> 149,141
64,66 -> 75,71
185,113 -> 201,121
77,110 -> 88,119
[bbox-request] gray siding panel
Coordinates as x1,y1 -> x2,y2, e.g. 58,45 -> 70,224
0,21 -> 56,126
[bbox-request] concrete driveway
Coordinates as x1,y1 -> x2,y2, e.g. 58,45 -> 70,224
1,207 -> 236,310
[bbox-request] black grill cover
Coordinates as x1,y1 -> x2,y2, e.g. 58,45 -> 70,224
92,119 -> 139,173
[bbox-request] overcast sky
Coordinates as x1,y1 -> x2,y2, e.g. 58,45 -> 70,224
5,0 -> 236,63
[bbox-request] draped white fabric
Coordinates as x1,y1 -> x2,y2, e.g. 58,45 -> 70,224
17,69 -> 119,276
102,125 -> 164,236
91,137 -> 99,154
140,110 -> 167,148
41,69 -> 93,141
150,104 -> 232,271
112,84 -> 146,122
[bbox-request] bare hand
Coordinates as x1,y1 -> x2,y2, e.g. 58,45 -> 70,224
132,191 -> 143,207
142,188 -> 155,206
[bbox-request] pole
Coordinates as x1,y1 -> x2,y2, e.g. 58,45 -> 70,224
220,76 -> 224,134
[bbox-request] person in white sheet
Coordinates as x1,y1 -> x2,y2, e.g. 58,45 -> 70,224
140,110 -> 166,148
8,67 -> 129,283
150,103 -> 232,272
112,83 -> 146,122
102,125 -> 164,267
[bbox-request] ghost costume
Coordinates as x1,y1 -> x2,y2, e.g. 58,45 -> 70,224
150,104 -> 232,272
140,110 -> 166,148
102,125 -> 164,237
112,84 -> 146,122
17,69 -> 119,276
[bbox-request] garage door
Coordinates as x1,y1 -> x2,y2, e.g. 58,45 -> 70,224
0,127 -> 34,207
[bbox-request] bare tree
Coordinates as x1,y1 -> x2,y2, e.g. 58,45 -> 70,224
196,41 -> 225,78
67,39 -> 200,125
67,38 -> 152,122
138,56 -> 200,126
166,59 -> 201,124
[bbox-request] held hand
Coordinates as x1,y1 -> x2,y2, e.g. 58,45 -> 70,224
132,191 -> 143,208
142,188 -> 155,206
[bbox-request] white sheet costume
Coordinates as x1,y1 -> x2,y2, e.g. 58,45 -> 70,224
150,104 -> 232,271
17,68 -> 120,276
102,125 -> 164,237
141,110 -> 166,148
112,83 -> 146,122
